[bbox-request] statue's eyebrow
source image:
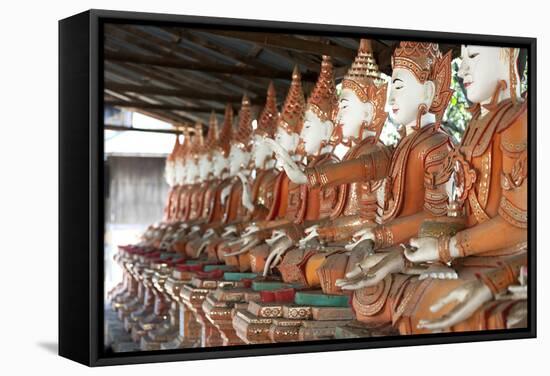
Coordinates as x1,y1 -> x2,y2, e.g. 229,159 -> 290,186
392,78 -> 403,84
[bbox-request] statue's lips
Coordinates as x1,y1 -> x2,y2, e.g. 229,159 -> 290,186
464,82 -> 472,88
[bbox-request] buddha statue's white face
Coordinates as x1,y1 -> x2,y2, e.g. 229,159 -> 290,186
212,150 -> 229,177
252,135 -> 273,169
229,144 -> 251,176
388,68 -> 435,127
336,88 -> 374,139
164,160 -> 176,186
301,109 -> 334,155
198,153 -> 212,181
275,126 -> 299,154
185,159 -> 199,184
174,158 -> 186,185
458,45 -> 512,104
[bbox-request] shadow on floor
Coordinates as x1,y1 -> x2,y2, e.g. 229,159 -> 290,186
37,341 -> 58,355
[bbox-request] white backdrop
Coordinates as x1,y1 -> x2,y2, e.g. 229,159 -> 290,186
0,0 -> 546,374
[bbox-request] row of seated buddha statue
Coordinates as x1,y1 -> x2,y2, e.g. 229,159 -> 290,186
108,38 -> 528,350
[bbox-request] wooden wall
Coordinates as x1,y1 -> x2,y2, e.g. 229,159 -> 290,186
105,155 -> 168,225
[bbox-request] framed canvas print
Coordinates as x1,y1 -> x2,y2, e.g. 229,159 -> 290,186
58,9 -> 536,366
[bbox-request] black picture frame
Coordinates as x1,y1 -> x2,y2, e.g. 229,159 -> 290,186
59,9 -> 537,367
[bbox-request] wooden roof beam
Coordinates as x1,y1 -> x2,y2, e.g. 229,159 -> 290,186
204,30 -> 356,60
104,50 -> 318,81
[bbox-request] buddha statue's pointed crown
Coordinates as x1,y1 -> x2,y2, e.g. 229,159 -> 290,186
167,133 -> 181,162
255,81 -> 278,138
341,39 -> 388,139
307,55 -> 337,123
278,65 -> 306,135
188,122 -> 204,160
176,127 -> 190,162
216,103 -> 234,156
233,94 -> 254,151
204,111 -> 219,153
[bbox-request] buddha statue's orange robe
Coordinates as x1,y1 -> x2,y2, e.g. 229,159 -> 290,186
301,136 -> 392,294
211,167 -> 284,268
353,99 -> 528,334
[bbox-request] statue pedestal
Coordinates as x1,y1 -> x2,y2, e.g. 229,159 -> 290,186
202,287 -> 261,346
180,284 -> 223,347
233,290 -> 355,343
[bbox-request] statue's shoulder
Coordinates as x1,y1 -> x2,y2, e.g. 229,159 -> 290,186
415,125 -> 452,154
498,101 -> 528,155
352,137 -> 385,157
496,99 -> 528,135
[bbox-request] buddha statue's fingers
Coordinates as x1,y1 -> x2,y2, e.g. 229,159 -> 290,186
405,237 -> 439,263
506,301 -> 528,329
222,225 -> 238,238
345,229 -> 375,251
339,275 -> 378,290
418,281 -> 492,331
418,265 -> 458,280
263,237 -> 293,276
226,238 -> 245,248
342,265 -> 364,281
263,248 -> 280,277
224,238 -> 260,257
304,225 -> 318,234
264,138 -> 295,166
196,237 -> 216,257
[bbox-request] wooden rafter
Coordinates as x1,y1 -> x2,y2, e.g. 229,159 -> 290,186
109,25 -> 275,96
104,50 -> 317,81
105,99 -> 216,113
204,30 -> 356,60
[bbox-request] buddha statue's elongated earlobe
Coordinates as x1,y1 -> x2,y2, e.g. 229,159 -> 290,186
508,48 -> 521,105
414,103 -> 428,130
482,79 -> 507,112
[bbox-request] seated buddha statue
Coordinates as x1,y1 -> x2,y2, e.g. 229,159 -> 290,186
227,66 -> 306,273
162,133 -> 180,223
392,45 -> 528,334
208,83 -> 283,267
268,40 -> 393,294
165,128 -> 194,235
258,55 -> 348,283
169,105 -> 233,252
330,42 -> 457,329
185,94 -> 256,259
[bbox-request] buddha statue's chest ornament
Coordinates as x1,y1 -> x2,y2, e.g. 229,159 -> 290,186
339,138 -> 388,220
308,154 -> 341,220
382,123 -> 451,222
448,96 -> 527,226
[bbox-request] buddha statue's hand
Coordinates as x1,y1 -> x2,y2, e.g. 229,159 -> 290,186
264,138 -> 307,184
336,248 -> 405,290
405,237 -> 439,263
237,172 -> 255,212
242,224 -> 259,236
506,301 -> 528,329
345,228 -> 375,251
417,280 -> 493,331
418,265 -> 458,280
263,235 -> 294,276
299,225 -> 320,248
189,225 -> 201,235
222,225 -> 238,238
221,184 -> 232,206
265,230 -> 286,246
